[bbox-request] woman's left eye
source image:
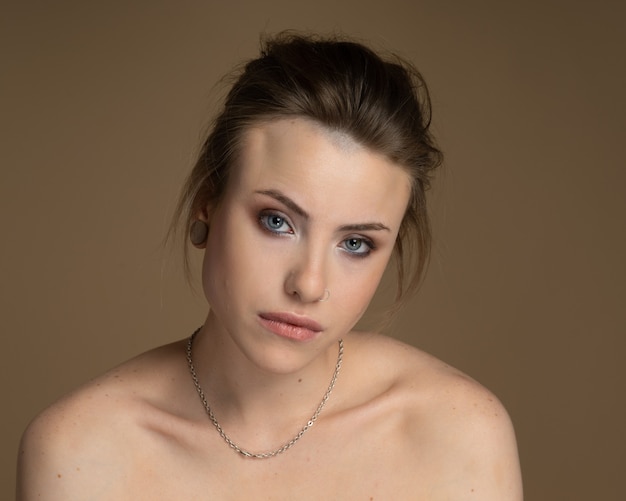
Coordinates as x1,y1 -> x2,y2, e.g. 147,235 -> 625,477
341,237 -> 373,256
259,212 -> 293,234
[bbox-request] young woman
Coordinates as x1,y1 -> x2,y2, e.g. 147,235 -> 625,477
17,33 -> 523,500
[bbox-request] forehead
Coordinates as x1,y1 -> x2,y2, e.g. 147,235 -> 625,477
230,118 -> 412,228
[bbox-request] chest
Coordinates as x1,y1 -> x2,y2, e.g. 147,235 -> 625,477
121,428 -> 433,501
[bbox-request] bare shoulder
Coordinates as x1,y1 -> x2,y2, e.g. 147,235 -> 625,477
17,339 -> 190,500
348,332 -> 523,500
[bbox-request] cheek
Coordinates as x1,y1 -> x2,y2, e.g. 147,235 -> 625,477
333,258 -> 389,325
201,211 -> 273,306
201,215 -> 242,307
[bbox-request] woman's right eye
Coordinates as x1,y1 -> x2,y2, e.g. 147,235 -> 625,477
258,211 -> 294,235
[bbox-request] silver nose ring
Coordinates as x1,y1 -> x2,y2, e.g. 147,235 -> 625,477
317,289 -> 330,302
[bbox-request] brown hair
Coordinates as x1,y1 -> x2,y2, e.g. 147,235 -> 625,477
172,32 -> 442,308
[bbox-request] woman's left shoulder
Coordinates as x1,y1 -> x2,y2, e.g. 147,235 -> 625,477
348,331 -> 512,423
346,332 -> 523,499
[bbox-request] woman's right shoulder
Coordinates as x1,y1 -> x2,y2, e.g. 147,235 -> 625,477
17,339 -> 189,500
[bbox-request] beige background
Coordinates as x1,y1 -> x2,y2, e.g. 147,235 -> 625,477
2,1 -> 624,499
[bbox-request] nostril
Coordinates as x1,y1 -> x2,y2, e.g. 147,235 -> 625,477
283,252 -> 329,303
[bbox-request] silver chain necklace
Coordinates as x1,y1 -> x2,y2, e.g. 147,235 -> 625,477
186,329 -> 344,459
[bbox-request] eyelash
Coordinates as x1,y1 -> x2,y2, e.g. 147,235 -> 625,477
257,210 -> 376,258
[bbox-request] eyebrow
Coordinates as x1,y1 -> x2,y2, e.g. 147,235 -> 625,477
254,189 -> 391,232
337,222 -> 390,232
255,189 -> 309,219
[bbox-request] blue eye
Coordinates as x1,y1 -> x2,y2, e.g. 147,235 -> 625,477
341,237 -> 373,257
259,211 -> 293,234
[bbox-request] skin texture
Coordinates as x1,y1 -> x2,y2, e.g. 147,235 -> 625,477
17,119 -> 523,500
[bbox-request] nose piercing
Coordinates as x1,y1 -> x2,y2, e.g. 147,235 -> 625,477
317,289 -> 330,302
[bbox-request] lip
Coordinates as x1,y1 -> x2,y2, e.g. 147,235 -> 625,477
258,312 -> 323,342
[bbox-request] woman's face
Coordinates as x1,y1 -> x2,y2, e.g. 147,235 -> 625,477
201,118 -> 412,372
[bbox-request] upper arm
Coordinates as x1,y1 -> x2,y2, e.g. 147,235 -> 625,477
17,410 -> 74,501
461,396 -> 522,499
434,379 -> 524,500
17,398 -> 126,501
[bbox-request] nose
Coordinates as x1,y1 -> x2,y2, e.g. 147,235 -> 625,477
284,245 -> 329,303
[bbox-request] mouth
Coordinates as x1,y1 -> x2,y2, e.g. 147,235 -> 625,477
258,312 -> 323,342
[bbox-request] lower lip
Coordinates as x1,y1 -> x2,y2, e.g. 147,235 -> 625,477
258,316 -> 321,342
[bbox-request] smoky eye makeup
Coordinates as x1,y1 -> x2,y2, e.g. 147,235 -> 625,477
257,209 -> 294,235
251,191 -> 385,257
339,235 -> 377,258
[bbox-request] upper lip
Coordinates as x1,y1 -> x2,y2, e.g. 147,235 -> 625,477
259,312 -> 323,332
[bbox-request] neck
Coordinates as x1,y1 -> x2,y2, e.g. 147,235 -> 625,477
187,313 -> 343,449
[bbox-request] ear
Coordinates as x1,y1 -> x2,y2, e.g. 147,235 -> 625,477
197,204 -> 212,223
